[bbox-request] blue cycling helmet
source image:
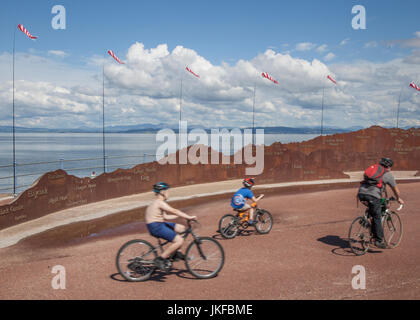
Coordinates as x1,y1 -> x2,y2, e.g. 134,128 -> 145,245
153,182 -> 170,193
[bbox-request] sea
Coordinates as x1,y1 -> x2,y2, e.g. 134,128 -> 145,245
0,132 -> 318,194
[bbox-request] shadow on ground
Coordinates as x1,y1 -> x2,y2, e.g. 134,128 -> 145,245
317,235 -> 354,257
110,267 -> 198,283
212,229 -> 255,240
317,235 -> 383,256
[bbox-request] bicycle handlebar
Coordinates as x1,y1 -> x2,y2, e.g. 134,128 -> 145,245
388,197 -> 404,211
187,219 -> 200,229
251,195 -> 265,208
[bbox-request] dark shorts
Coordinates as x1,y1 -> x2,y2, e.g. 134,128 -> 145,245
146,222 -> 177,242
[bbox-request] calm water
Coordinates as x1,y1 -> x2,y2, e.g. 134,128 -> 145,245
0,132 -> 318,194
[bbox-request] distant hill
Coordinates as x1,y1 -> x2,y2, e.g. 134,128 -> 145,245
0,123 -> 167,134
251,126 -> 365,134
0,124 -> 417,134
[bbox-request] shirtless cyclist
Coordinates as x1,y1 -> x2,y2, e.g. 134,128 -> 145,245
145,182 -> 197,270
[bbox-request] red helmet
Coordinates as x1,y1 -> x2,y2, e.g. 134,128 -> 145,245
243,178 -> 255,188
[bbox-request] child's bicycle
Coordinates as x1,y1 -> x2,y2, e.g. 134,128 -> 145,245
218,197 -> 273,239
116,220 -> 225,282
348,196 -> 404,256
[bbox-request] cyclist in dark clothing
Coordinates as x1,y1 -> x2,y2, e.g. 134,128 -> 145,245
358,158 -> 404,249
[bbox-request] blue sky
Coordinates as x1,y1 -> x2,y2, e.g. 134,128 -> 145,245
1,0 -> 419,64
0,0 -> 419,129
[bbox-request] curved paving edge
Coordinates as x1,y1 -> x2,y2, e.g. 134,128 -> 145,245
0,172 -> 419,249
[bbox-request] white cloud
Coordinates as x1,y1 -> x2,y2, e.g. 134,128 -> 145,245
339,38 -> 350,46
388,31 -> 420,48
295,42 -> 317,51
48,50 -> 68,58
122,107 -> 135,114
0,52 -> 95,86
324,52 -> 336,62
404,50 -> 420,64
316,45 -> 328,53
1,42 -> 420,129
364,41 -> 378,49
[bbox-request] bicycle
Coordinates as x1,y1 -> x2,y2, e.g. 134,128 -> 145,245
218,196 -> 273,239
348,196 -> 404,256
116,220 -> 225,282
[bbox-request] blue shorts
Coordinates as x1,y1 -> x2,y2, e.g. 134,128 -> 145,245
146,222 -> 177,242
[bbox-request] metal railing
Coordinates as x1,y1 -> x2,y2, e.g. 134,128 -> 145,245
0,153 -> 166,196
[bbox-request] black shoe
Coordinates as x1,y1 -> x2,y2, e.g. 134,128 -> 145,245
173,251 -> 185,261
154,257 -> 170,271
374,240 -> 387,249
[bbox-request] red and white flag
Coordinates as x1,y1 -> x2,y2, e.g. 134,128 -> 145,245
17,24 -> 37,40
186,66 -> 200,78
327,75 -> 337,85
107,50 -> 125,64
262,72 -> 279,84
410,82 -> 420,92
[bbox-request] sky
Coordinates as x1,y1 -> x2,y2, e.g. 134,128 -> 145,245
0,0 -> 419,130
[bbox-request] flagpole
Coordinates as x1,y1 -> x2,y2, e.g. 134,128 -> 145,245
396,86 -> 403,129
179,78 -> 183,123
320,84 -> 325,136
252,83 -> 256,145
102,62 -> 106,173
12,27 -> 16,196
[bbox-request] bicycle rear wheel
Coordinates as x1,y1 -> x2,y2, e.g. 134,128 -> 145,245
348,217 -> 371,256
185,237 -> 225,279
116,239 -> 157,282
219,214 -> 239,239
383,211 -> 403,248
255,209 -> 273,234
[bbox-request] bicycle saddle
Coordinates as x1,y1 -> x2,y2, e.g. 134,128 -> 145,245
360,201 -> 369,207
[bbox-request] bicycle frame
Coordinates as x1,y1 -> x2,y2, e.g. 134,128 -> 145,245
237,211 -> 250,223
360,197 -> 400,237
235,203 -> 259,222
152,221 -> 206,260
349,192 -> 403,255
156,226 -> 192,254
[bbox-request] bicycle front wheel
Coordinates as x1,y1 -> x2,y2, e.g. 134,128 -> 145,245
255,209 -> 273,234
185,237 -> 225,279
348,217 -> 371,256
219,214 -> 239,239
116,239 -> 157,282
383,211 -> 403,248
